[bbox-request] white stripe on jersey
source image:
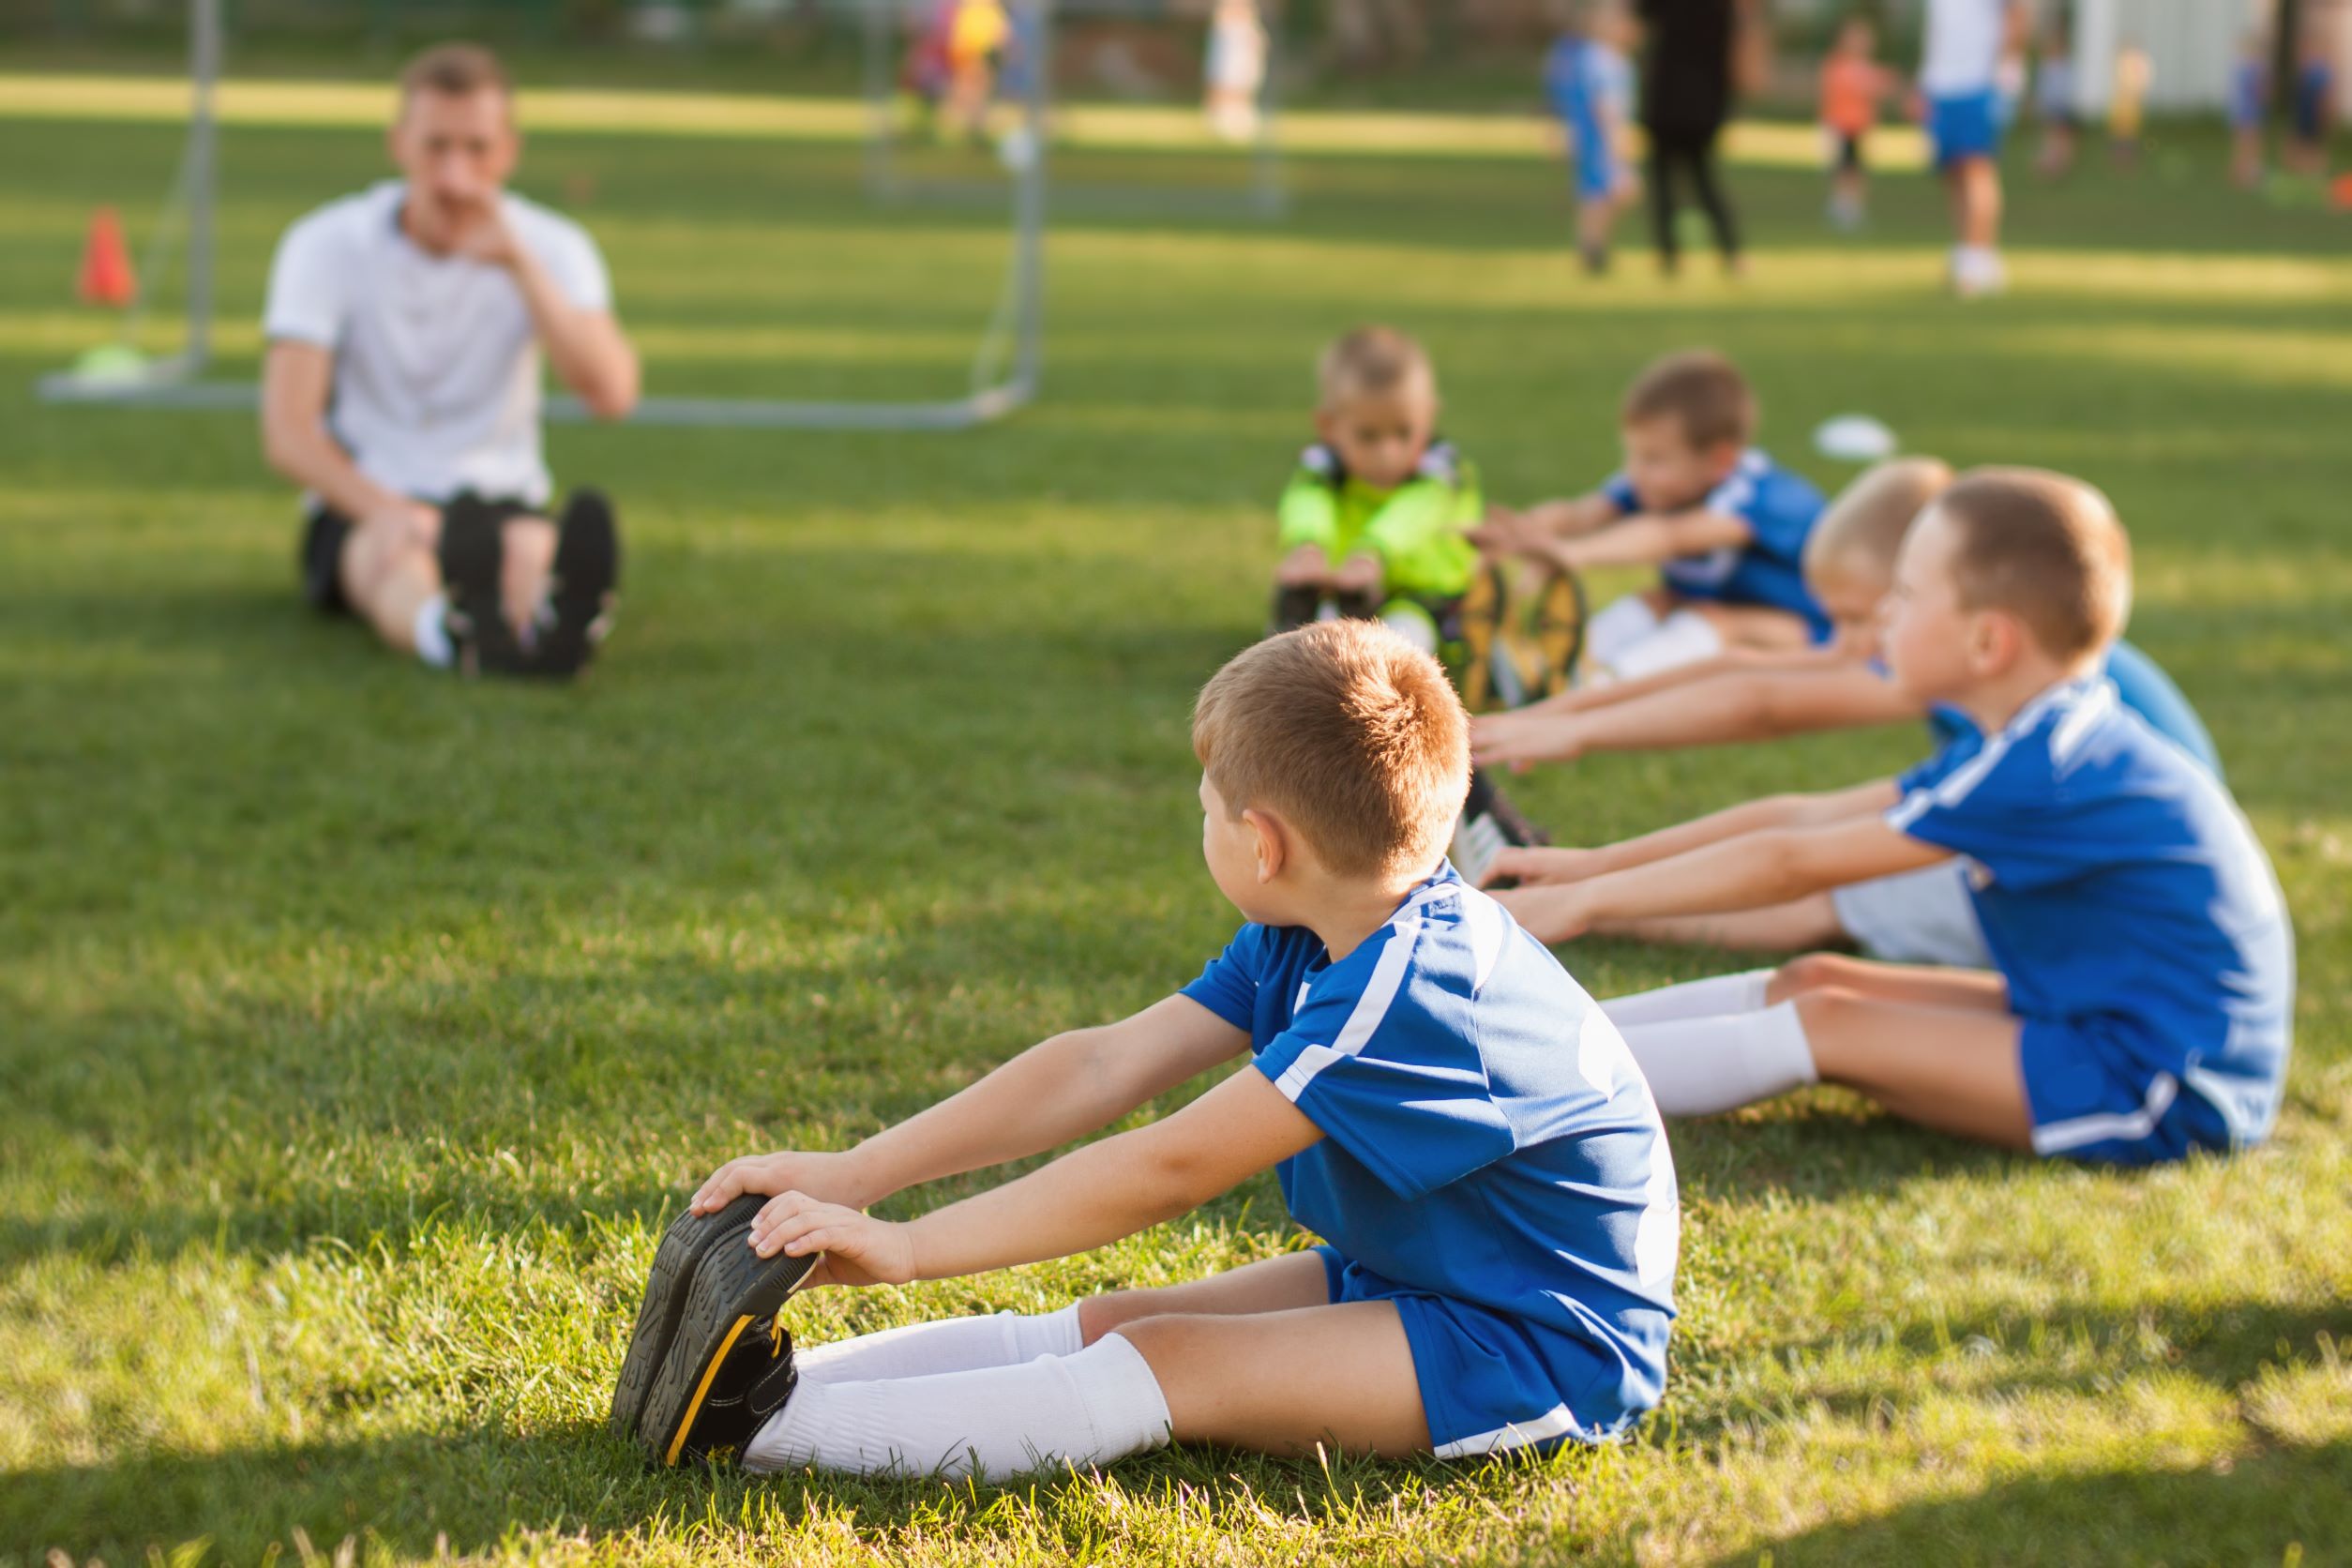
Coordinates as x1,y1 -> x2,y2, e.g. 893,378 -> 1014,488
2031,1070 -> 2178,1154
1463,886 -> 1508,993
1886,676 -> 2107,832
1701,448 -> 1770,517
1432,1402 -> 1585,1457
1273,882 -> 1459,1102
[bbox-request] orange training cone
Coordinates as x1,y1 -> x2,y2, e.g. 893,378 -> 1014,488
77,206 -> 137,308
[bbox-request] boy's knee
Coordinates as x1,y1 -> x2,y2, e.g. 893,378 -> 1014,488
1077,1290 -> 1162,1345
1771,951 -> 1863,1003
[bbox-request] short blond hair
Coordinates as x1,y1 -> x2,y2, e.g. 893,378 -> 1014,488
1936,468 -> 2133,662
1193,621 -> 1469,880
400,41 -> 511,102
1621,350 -> 1756,450
1804,457 -> 1955,581
1319,325 -> 1436,410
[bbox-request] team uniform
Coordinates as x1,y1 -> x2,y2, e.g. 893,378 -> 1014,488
1841,640 -> 2222,967
1922,0 -> 2011,168
1545,34 -> 1635,204
1600,449 -> 1832,641
263,179 -> 614,612
1182,866 -> 1678,1453
1884,675 -> 2293,1163
1274,439 -> 1485,658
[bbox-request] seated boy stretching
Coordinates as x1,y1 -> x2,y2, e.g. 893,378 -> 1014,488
1480,351 -> 1830,683
1485,470 -> 2293,1164
609,621 -> 1680,1476
1473,458 -> 2221,966
1271,326 -> 1487,666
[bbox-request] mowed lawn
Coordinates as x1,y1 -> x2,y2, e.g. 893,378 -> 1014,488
2,96 -> 2349,1566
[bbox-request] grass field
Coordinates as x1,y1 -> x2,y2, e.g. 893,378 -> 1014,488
3,91 -> 2349,1567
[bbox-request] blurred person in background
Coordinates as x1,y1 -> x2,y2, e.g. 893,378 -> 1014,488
2032,14 -> 2079,178
1545,0 -> 1642,273
2230,29 -> 2270,189
1919,0 -> 2029,298
1819,12 -> 1895,230
1636,0 -> 1763,279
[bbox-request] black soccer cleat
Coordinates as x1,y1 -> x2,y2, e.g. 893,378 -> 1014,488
435,497 -> 530,677
611,1195 -> 816,1469
533,490 -> 622,680
1270,583 -> 1321,634
1453,767 -> 1551,889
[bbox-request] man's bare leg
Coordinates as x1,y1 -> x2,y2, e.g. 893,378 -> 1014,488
500,514 -> 559,640
339,509 -> 445,656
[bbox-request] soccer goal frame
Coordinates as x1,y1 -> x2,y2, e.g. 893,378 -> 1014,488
860,0 -> 1288,220
37,0 -> 1047,430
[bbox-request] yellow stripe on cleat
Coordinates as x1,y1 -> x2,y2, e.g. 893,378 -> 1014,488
665,1314 -> 755,1467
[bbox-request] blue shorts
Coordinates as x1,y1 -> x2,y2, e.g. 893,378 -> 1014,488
2019,1018 -> 2243,1165
1928,90 -> 2003,168
1571,125 -> 1618,201
1315,1245 -> 1620,1457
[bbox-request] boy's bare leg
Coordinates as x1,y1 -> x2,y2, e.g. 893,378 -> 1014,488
1684,599 -> 1814,655
1768,950 -> 2010,1012
339,511 -> 444,654
500,515 -> 559,637
1078,1249 -> 1333,1341
1597,893 -> 1847,953
1768,955 -> 2028,1147
1112,1301 -> 1432,1457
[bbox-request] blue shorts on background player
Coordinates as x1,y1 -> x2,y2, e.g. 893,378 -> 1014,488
653,620 -> 1677,1483
1544,0 -> 1638,275
1487,350 -> 1828,683
1921,0 -> 2024,296
1490,469 -> 2292,1167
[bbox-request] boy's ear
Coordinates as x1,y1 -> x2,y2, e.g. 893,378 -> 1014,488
1242,807 -> 1289,884
1968,607 -> 2024,676
1704,438 -> 1746,477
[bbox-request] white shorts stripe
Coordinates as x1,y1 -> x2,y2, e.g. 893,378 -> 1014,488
2031,1070 -> 2179,1155
1431,1402 -> 1585,1458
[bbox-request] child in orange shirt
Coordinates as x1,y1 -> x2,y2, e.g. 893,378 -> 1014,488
1820,15 -> 1892,230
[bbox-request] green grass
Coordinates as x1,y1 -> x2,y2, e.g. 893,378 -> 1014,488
4,99 -> 2350,1567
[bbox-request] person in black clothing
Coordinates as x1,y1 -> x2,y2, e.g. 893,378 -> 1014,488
1636,0 -> 1757,276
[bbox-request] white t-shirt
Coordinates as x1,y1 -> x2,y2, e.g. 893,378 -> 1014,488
263,180 -> 613,508
1922,0 -> 2010,98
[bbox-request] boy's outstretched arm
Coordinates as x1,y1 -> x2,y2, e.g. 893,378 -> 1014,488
1546,509 -> 1752,574
1508,642 -> 1840,719
1474,662 -> 1923,768
693,995 -> 1248,1214
1499,808 -> 1945,943
746,1066 -> 1319,1285
1485,777 -> 1901,892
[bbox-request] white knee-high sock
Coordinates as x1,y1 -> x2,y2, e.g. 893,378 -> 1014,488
1602,969 -> 1772,1029
1607,610 -> 1725,681
792,1305 -> 1085,1388
1585,594 -> 1662,669
744,1331 -> 1172,1482
1617,1002 -> 1819,1117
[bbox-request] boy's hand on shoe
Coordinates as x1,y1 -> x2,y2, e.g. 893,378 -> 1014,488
1275,545 -> 1331,588
1480,846 -> 1601,890
692,1150 -> 873,1216
747,1192 -> 916,1288
1466,506 -> 1529,557
1331,552 -> 1384,596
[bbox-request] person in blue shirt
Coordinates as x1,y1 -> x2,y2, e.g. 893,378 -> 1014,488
1479,350 -> 1830,684
1545,0 -> 1641,276
1483,469 -> 2293,1166
609,620 -> 1678,1475
1473,457 -> 2223,972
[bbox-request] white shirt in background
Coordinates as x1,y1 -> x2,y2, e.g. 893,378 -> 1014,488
263,180 -> 612,508
1922,0 -> 2010,98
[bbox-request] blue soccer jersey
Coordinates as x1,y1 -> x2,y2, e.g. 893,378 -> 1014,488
1545,36 -> 1633,199
1181,866 -> 1677,1452
1889,675 -> 2294,1162
1913,639 -> 2222,776
1606,450 -> 1831,639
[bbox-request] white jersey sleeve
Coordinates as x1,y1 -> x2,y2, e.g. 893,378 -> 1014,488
262,204 -> 353,348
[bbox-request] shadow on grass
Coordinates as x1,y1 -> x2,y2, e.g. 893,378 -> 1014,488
6,1415 -> 1492,1566
1715,1437 -> 2352,1567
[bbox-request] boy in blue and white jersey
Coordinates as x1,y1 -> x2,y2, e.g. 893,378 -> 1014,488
1482,350 -> 1828,683
1922,0 -> 2028,296
1485,469 -> 2292,1166
623,620 -> 1677,1477
1545,0 -> 1639,275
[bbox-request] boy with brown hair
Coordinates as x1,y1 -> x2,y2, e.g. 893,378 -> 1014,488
1470,457 -> 2220,964
1486,470 -> 2293,1165
1480,350 -> 1829,683
610,621 -> 1679,1475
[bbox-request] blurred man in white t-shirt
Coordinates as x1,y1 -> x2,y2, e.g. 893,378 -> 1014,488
1919,0 -> 2028,298
261,42 -> 640,678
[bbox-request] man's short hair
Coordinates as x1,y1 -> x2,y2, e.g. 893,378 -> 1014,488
1803,457 -> 1955,580
400,41 -> 511,102
1621,349 -> 1756,450
1319,325 -> 1436,409
1193,621 -> 1470,880
1936,468 -> 2133,663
